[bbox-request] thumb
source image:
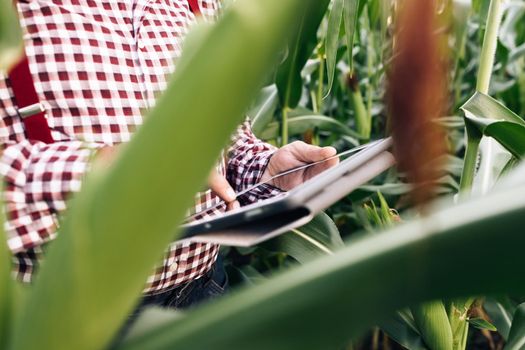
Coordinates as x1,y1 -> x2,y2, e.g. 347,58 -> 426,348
291,142 -> 337,163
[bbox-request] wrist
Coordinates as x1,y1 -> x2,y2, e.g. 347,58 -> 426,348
259,151 -> 277,185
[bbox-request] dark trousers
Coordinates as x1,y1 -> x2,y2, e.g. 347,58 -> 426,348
138,256 -> 228,310
114,256 -> 228,345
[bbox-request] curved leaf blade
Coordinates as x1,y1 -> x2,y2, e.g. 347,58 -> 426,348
258,114 -> 362,140
465,116 -> 525,159
276,0 -> 330,109
462,92 -> 525,159
483,122 -> 525,159
461,91 -> 525,126
505,303 -> 525,350
411,301 -> 453,350
343,0 -> 360,71
0,212 -> 11,349
468,317 -> 497,332
120,182 -> 525,350
9,0 -> 308,349
483,297 -> 516,340
249,85 -> 279,136
325,0 -> 344,97
262,213 -> 344,263
0,0 -> 23,71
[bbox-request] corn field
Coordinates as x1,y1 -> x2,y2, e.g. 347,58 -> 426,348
1,0 -> 525,349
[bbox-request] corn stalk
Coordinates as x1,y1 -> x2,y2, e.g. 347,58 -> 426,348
453,0 -> 506,348
459,0 -> 504,194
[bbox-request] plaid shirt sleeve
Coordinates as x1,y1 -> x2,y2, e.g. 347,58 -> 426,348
0,138 -> 104,253
0,0 -> 281,292
226,118 -> 283,204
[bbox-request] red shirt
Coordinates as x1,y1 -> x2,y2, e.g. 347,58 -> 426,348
0,0 -> 278,294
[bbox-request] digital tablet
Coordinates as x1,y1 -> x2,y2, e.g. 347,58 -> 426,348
180,137 -> 395,246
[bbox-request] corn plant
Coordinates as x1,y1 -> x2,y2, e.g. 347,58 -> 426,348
117,170 -> 525,350
2,0 -> 525,349
0,0 -> 314,348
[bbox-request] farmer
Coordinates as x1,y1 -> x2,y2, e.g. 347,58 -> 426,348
0,0 -> 337,310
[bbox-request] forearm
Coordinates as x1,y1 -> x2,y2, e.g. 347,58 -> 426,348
226,119 -> 283,204
1,140 -> 106,253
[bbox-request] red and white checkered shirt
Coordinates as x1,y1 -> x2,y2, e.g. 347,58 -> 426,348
0,0 -> 279,294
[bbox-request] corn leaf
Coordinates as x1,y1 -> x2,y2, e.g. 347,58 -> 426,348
343,0 -> 360,71
325,0 -> 344,97
463,118 -> 525,160
461,92 -> 525,126
258,114 -> 362,141
505,303 -> 525,350
379,313 -> 427,350
262,213 -> 344,263
249,85 -> 279,136
0,0 -> 23,71
276,0 -> 330,109
229,265 -> 266,286
125,307 -> 183,343
377,191 -> 393,227
8,0 -> 307,349
0,211 -> 11,349
482,122 -> 525,158
467,317 -> 497,332
119,180 -> 525,350
365,201 -> 383,227
462,91 -> 525,159
483,297 -> 516,340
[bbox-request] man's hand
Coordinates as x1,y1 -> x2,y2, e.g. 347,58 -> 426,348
261,141 -> 339,191
208,170 -> 240,210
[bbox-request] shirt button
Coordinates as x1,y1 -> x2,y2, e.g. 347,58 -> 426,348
168,261 -> 178,273
138,41 -> 146,50
29,1 -> 40,10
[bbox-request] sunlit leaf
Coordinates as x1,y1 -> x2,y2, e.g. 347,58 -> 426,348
0,0 -> 23,71
276,0 -> 330,109
0,211 -> 11,349
9,0 -> 309,349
